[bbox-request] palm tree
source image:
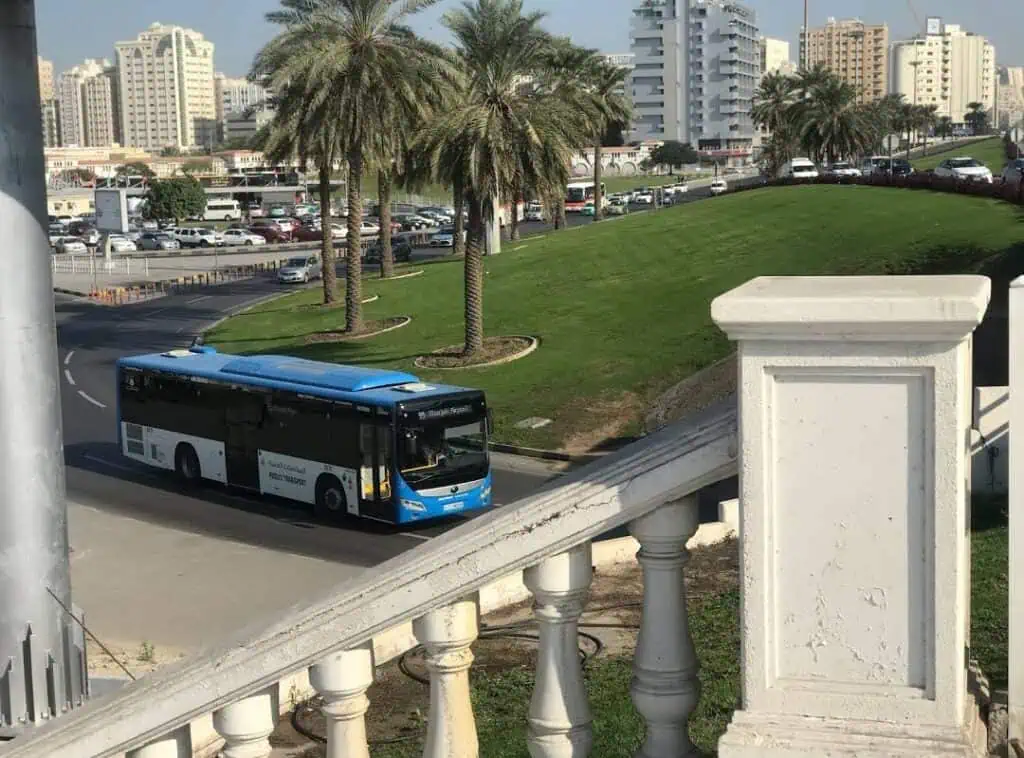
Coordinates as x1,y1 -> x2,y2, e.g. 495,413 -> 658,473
965,102 -> 989,135
582,60 -> 632,222
936,115 -> 954,140
798,76 -> 869,163
414,0 -> 580,356
254,0 -> 451,332
916,104 -> 939,155
751,71 -> 796,136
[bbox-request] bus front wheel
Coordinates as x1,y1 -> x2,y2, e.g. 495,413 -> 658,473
315,474 -> 347,520
174,444 -> 201,486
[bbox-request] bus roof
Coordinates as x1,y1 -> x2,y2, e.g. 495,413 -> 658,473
566,181 -> 595,189
117,349 -> 480,406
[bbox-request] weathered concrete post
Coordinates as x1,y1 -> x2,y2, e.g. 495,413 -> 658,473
0,0 -> 86,735
713,275 -> 989,758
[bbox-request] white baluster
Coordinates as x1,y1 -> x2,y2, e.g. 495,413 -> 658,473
629,497 -> 701,758
309,641 -> 375,758
413,597 -> 479,758
126,726 -> 191,758
212,687 -> 277,758
524,542 -> 594,758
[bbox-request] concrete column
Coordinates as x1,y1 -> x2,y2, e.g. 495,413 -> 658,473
629,497 -> 701,758
0,0 -> 83,731
309,642 -> 374,758
1009,276 -> 1024,744
125,726 -> 191,758
712,275 -> 990,757
414,597 -> 479,758
212,687 -> 277,758
524,542 -> 593,758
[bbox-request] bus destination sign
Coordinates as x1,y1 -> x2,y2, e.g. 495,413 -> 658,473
417,405 -> 474,421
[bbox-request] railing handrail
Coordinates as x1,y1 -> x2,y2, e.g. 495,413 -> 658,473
3,400 -> 737,758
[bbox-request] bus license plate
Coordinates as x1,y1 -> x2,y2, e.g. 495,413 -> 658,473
442,501 -> 464,513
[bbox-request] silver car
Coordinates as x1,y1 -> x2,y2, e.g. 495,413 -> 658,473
278,255 -> 323,284
138,232 -> 181,251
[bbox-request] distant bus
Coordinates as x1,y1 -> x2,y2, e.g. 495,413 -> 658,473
565,181 -> 606,212
203,199 -> 242,222
116,348 -> 493,524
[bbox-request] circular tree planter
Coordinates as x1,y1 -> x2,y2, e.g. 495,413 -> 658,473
305,316 -> 411,344
415,336 -> 538,370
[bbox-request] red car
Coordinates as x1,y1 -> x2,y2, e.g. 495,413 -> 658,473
249,220 -> 293,243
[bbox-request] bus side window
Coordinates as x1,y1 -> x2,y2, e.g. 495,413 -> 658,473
360,424 -> 375,499
378,426 -> 391,499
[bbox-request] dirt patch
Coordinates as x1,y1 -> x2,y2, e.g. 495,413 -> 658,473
561,391 -> 644,456
276,537 -> 739,753
416,336 -> 535,369
86,637 -> 188,680
304,316 -> 410,343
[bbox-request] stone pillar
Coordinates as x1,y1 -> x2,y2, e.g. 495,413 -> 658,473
414,597 -> 479,758
712,275 -> 990,757
629,498 -> 702,758
125,726 -> 191,758
212,687 -> 277,758
309,642 -> 375,758
524,542 -> 593,758
1009,276 -> 1024,744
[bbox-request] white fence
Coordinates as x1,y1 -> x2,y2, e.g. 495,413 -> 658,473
51,255 -> 148,277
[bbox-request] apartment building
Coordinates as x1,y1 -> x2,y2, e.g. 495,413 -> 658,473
115,23 -> 217,150
602,53 -> 636,98
214,73 -> 269,122
38,56 -> 61,147
58,59 -> 119,147
630,0 -> 759,160
891,18 -> 995,125
800,18 -> 888,103
759,37 -> 794,76
38,56 -> 54,100
998,66 -> 1024,130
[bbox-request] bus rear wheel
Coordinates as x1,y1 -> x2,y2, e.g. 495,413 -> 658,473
174,443 -> 201,486
315,474 -> 347,520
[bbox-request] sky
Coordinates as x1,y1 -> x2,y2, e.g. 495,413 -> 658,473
34,0 -> 1024,78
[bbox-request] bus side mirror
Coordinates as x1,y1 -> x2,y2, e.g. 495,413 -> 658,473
486,410 -> 494,435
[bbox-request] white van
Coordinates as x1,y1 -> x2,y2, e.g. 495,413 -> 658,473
779,158 -> 819,180
203,199 -> 242,222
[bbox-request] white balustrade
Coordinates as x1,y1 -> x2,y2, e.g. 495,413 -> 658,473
524,542 -> 594,758
713,275 -> 989,757
629,497 -> 701,758
309,641 -> 375,758
414,597 -> 480,758
212,687 -> 277,758
124,726 -> 190,758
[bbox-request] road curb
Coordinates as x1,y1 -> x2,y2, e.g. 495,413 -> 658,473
487,441 -> 610,465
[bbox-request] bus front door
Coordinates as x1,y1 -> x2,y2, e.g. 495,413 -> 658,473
359,423 -> 395,522
225,394 -> 263,490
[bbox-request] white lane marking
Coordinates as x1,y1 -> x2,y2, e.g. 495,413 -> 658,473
399,531 -> 433,541
187,295 -> 212,305
144,306 -> 171,318
82,453 -> 137,473
64,350 -> 75,365
77,391 -> 107,409
64,369 -> 76,386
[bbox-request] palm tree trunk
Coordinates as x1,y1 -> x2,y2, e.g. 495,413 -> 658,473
453,177 -> 466,257
510,196 -> 520,241
318,163 -> 336,305
378,169 -> 394,279
463,198 -> 485,356
593,143 -> 604,222
345,149 -> 363,334
552,193 -> 563,230
556,197 -> 566,229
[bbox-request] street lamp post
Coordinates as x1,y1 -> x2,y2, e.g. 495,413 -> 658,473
0,0 -> 87,735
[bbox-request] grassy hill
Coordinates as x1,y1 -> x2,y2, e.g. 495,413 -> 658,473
912,136 -> 1007,173
208,185 -> 1024,451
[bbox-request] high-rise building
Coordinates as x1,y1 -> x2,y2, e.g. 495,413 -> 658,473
41,99 -> 61,148
630,0 -> 760,159
759,37 -> 794,76
214,73 -> 269,123
891,19 -> 995,125
115,23 -> 217,150
602,54 -> 636,99
997,66 -> 1024,130
800,18 -> 888,103
58,59 -> 116,147
38,56 -> 54,100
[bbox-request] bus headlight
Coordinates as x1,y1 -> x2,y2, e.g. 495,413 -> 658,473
481,486 -> 491,503
401,499 -> 426,512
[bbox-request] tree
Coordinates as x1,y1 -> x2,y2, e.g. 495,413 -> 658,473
649,141 -> 698,174
582,59 -> 632,221
936,116 -> 954,140
144,177 -> 206,224
116,161 -> 155,180
57,168 -> 96,186
603,121 -> 626,147
255,0 -> 450,330
180,159 -> 213,175
414,0 -> 581,356
965,102 -> 989,135
214,136 -> 253,152
751,71 -> 796,136
161,146 -> 183,157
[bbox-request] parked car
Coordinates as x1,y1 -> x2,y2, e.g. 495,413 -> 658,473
250,220 -> 293,243
860,155 -> 890,175
221,228 -> 267,246
48,224 -> 67,247
295,223 -> 347,242
581,202 -> 596,217
709,179 -> 729,195
277,255 -> 323,284
393,214 -> 431,231
827,161 -> 862,177
106,234 -> 138,253
137,232 -> 180,251
365,239 -> 413,263
67,222 -> 101,246
606,198 -> 629,216
934,157 -> 993,183
1002,158 -> 1024,187
633,192 -> 654,205
524,204 -> 545,222
360,220 -> 380,236
54,237 -> 88,254
429,226 -> 457,247
888,159 -> 914,177
176,227 -> 223,248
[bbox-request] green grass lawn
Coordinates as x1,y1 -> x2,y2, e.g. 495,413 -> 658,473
912,136 -> 1008,173
207,185 -> 1024,451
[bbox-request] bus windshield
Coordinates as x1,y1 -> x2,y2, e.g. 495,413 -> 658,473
566,185 -> 592,203
397,415 -> 488,490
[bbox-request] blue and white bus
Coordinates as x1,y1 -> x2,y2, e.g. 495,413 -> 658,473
115,347 -> 493,524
